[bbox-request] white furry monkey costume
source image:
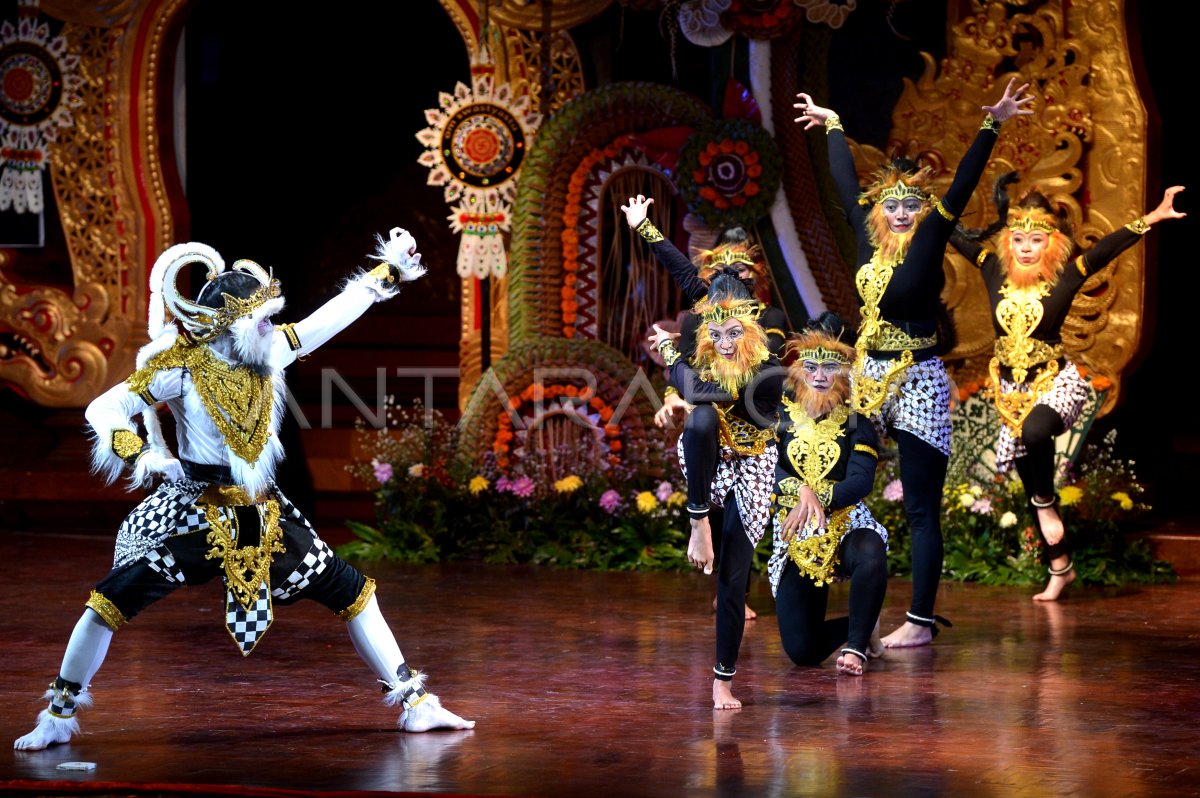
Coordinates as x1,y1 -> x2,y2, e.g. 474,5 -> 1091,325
14,229 -> 473,752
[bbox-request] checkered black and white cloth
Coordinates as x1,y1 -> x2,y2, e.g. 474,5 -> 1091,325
113,479 -> 209,569
857,356 -> 952,456
226,581 -> 274,656
994,360 -> 1089,472
767,501 -> 888,596
678,438 -> 778,547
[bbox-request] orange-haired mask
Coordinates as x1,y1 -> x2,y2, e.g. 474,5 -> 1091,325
784,331 -> 854,418
998,206 -> 1073,288
692,297 -> 770,396
863,170 -> 935,263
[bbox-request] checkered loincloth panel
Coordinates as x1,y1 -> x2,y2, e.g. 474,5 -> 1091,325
994,360 -> 1089,472
767,501 -> 888,597
678,437 -> 778,547
858,355 -> 952,455
113,479 -> 209,570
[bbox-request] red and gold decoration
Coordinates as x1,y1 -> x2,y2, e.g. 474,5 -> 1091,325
416,47 -> 540,280
677,117 -> 782,230
0,0 -> 82,214
492,381 -> 624,472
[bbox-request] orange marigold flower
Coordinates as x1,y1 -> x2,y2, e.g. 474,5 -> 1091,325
609,440 -> 623,452
699,187 -> 720,201
564,273 -> 577,286
563,312 -> 577,324
719,139 -> 735,153
731,196 -> 747,207
1092,376 -> 1113,391
714,197 -> 731,209
747,164 -> 763,178
563,326 -> 576,337
1075,365 -> 1089,378
743,183 -> 760,197
734,140 -> 749,155
604,423 -> 620,436
598,407 -> 614,422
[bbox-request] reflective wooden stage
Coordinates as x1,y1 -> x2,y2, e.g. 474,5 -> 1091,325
3,531 -> 1199,797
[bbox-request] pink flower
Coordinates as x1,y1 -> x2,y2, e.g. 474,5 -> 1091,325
496,476 -> 512,493
510,476 -> 535,498
883,479 -> 903,502
970,497 -> 992,515
599,489 -> 622,514
372,459 -> 393,484
655,480 -> 674,503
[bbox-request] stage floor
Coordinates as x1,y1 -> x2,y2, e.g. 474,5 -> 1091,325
3,530 -> 1199,798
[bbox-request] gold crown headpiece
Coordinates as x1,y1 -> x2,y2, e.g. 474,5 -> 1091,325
205,278 -> 283,330
793,344 -> 852,365
877,180 -> 931,204
699,298 -> 763,326
1007,207 -> 1059,234
709,248 -> 757,268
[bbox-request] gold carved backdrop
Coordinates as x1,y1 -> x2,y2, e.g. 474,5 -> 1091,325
0,0 -> 186,407
841,0 -> 1147,414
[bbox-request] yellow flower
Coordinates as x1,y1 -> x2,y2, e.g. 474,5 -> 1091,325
636,491 -> 659,513
554,475 -> 584,494
1059,485 -> 1084,506
958,493 -> 975,509
1111,491 -> 1134,511
468,475 -> 489,495
667,491 -> 687,508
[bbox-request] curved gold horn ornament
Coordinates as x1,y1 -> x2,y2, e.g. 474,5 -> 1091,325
156,244 -> 227,342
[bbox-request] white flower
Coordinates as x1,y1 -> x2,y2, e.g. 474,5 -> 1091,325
958,493 -> 975,509
408,463 -> 425,478
999,511 -> 1018,528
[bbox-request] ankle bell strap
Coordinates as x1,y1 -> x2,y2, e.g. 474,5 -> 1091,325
1048,560 -> 1074,576
906,612 -> 953,629
1030,494 -> 1058,508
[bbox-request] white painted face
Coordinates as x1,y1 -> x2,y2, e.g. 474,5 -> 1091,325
801,359 -> 845,392
881,197 -> 925,233
707,318 -> 745,361
1010,229 -> 1049,267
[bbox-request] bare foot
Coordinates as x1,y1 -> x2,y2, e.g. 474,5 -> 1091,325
867,618 -> 885,659
881,621 -> 933,648
836,649 -> 867,676
713,679 -> 742,710
1036,504 -> 1065,546
1033,560 -> 1076,602
689,516 -> 715,574
712,595 -> 758,620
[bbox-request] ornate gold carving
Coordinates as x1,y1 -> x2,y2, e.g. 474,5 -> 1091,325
85,590 -> 127,630
782,400 -> 849,502
499,27 -> 586,116
994,280 -> 1059,383
203,499 -> 285,612
127,338 -> 274,465
716,404 -> 776,456
990,355 -> 1059,434
636,218 -> 664,243
111,428 -> 145,462
781,506 -> 851,586
850,349 -> 914,417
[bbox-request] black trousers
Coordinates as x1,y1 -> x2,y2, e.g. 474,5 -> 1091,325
896,429 -> 946,622
776,528 -> 888,665
1014,405 -> 1070,562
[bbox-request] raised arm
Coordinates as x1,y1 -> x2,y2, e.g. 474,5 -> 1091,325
794,93 -> 866,229
271,228 -> 425,367
1079,186 -> 1187,276
621,194 -> 709,302
949,231 -> 988,269
941,78 -> 1034,217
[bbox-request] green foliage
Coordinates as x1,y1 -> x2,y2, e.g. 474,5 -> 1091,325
867,429 -> 1175,586
339,400 -> 698,571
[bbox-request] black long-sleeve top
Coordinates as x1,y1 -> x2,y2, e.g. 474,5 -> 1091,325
773,398 -> 880,510
667,354 -> 783,431
828,122 -> 1000,344
951,225 -> 1147,353
645,234 -> 788,361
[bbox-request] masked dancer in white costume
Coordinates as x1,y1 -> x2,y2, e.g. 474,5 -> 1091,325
14,229 -> 473,751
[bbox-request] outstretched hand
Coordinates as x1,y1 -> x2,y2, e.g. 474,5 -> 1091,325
983,77 -> 1035,123
1145,186 -> 1187,225
620,195 -> 654,230
793,92 -> 836,129
647,322 -> 679,352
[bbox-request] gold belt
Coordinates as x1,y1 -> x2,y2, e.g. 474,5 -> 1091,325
863,320 -> 937,352
994,336 -> 1064,385
717,406 -> 777,456
779,506 -> 852,586
990,356 -> 1059,435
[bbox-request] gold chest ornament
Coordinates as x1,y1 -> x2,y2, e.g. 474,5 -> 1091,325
990,279 -> 1062,433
